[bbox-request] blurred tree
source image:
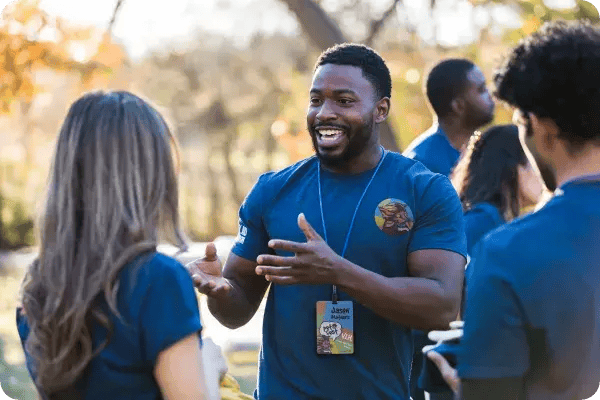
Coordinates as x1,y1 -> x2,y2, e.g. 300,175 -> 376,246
277,0 -> 598,152
0,0 -> 117,113
136,34 -> 294,239
0,0 -> 128,250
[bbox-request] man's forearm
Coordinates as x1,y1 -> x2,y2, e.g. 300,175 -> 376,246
336,260 -> 460,330
207,279 -> 264,329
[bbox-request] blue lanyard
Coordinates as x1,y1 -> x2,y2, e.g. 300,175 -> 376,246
317,147 -> 387,302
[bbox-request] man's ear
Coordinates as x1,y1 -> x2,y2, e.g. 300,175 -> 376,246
529,113 -> 560,152
451,97 -> 465,117
374,97 -> 390,123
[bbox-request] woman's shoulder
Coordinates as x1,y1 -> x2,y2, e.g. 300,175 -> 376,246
465,202 -> 504,225
464,202 -> 505,254
116,251 -> 194,305
123,251 -> 186,280
16,306 -> 29,343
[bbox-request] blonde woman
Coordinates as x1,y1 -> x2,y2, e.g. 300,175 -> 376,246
17,91 -> 208,399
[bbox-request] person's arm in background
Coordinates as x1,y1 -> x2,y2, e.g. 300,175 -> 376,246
155,333 -> 207,400
427,351 -> 522,400
427,237 -> 529,400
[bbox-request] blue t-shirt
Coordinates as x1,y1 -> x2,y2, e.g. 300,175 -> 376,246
402,125 -> 461,177
231,152 -> 467,400
458,180 -> 600,399
17,252 -> 203,400
464,202 -> 505,255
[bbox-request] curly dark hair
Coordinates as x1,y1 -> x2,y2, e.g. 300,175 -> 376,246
494,20 -> 600,150
425,58 -> 476,118
315,43 -> 392,99
451,124 -> 528,220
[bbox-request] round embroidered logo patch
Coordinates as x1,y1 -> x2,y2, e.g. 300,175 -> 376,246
374,199 -> 414,235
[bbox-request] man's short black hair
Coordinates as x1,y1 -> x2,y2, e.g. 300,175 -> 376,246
494,20 -> 600,149
425,58 -> 476,118
314,43 -> 392,99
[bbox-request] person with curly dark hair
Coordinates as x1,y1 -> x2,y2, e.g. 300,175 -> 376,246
427,20 -> 600,400
451,124 -> 543,254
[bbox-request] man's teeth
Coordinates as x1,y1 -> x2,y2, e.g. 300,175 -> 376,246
319,129 -> 343,136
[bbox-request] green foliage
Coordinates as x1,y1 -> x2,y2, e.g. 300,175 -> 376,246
0,194 -> 34,250
585,0 -> 600,14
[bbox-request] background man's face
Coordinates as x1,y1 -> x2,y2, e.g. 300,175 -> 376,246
461,66 -> 495,129
307,64 -> 380,168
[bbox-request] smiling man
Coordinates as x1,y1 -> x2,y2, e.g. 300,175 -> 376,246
188,43 -> 467,399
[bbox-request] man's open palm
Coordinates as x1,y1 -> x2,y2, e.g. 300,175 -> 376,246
187,243 -> 232,298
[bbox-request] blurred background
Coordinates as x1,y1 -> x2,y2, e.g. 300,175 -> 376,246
0,0 -> 597,397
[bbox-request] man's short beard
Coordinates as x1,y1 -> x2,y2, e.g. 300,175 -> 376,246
467,109 -> 494,130
311,119 -> 375,168
313,140 -> 366,167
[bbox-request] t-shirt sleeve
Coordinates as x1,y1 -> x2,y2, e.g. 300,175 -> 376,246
16,308 -> 36,379
408,175 -> 467,257
139,257 -> 203,365
405,149 -> 443,176
457,239 -> 530,379
230,173 -> 272,261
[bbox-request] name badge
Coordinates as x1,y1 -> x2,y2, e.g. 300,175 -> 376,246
316,301 -> 354,354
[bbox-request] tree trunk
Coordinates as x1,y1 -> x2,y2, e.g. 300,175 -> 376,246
222,130 -> 245,206
206,152 -> 223,238
279,0 -> 401,152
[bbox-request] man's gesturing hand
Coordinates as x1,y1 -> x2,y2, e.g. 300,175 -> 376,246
255,213 -> 344,285
186,242 -> 232,298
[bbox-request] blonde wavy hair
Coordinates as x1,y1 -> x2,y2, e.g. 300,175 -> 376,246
20,91 -> 187,395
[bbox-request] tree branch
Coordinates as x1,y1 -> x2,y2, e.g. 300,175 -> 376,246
279,0 -> 346,49
107,0 -> 125,35
364,0 -> 402,46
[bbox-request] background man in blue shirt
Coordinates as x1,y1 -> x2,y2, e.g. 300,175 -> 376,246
428,20 -> 600,400
189,43 -> 467,399
403,58 -> 495,177
404,57 -> 495,400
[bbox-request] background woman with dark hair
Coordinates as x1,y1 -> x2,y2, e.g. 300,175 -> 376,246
419,124 -> 544,396
17,91 -> 209,399
450,124 -> 543,254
